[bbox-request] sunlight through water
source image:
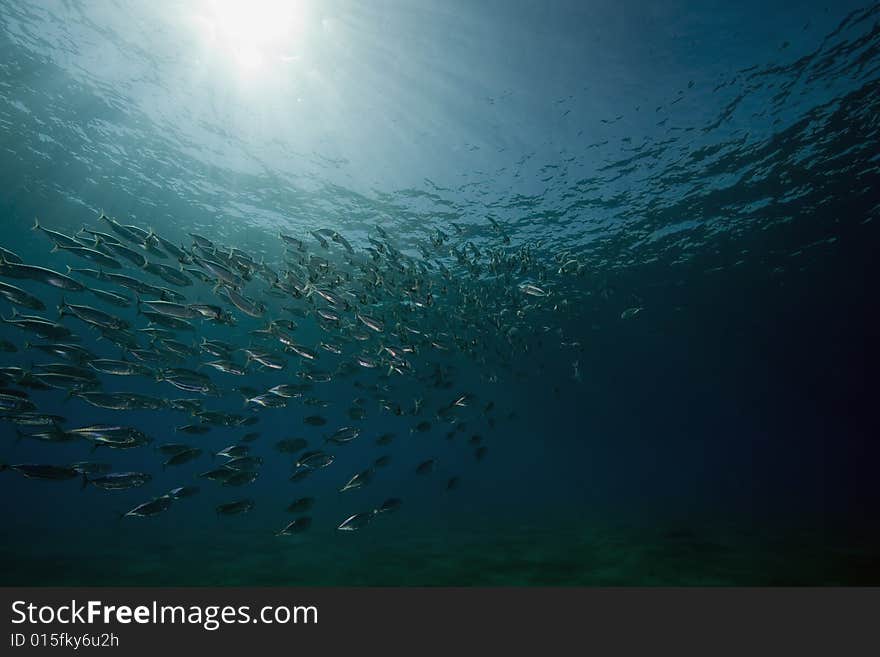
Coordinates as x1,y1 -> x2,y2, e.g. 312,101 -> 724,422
192,0 -> 308,73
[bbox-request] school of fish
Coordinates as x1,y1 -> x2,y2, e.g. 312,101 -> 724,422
0,212 -> 642,535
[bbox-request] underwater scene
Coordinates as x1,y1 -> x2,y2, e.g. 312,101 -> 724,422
0,0 -> 878,586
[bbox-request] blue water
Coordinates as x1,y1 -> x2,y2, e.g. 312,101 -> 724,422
0,0 -> 878,585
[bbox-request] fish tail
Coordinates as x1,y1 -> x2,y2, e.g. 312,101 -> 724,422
57,296 -> 66,317
32,217 -> 40,231
80,473 -> 89,490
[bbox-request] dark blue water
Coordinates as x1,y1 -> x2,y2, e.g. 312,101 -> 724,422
0,0 -> 878,585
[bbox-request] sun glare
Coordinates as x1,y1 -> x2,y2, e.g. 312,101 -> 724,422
195,0 -> 306,73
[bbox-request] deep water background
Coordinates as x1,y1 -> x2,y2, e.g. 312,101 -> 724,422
0,0 -> 878,584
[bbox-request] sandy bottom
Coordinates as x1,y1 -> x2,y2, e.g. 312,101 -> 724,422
2,514 -> 877,586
